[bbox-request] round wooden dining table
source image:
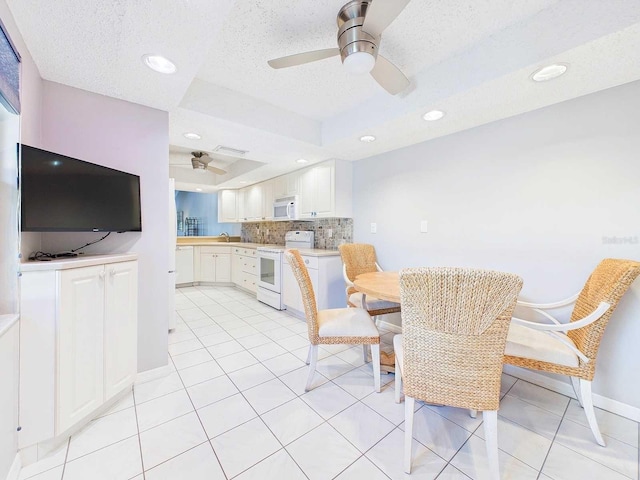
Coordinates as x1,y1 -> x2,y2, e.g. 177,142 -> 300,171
353,271 -> 400,304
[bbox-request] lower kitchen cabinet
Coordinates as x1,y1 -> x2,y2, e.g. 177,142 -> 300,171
197,246 -> 231,283
232,246 -> 257,293
282,253 -> 344,315
19,255 -> 138,449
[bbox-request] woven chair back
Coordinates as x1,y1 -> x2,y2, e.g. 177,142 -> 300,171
284,249 -> 319,343
400,267 -> 523,411
339,243 -> 379,296
568,258 -> 640,364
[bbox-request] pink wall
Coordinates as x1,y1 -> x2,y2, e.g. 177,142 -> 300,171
39,81 -> 170,372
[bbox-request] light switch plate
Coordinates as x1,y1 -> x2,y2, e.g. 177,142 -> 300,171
420,220 -> 428,233
370,223 -> 377,234
326,228 -> 332,238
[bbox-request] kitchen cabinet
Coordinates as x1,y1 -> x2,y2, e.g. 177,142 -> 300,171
195,246 -> 231,283
299,160 -> 352,219
282,253 -> 344,316
262,179 -> 274,220
273,171 -> 300,198
217,189 -> 238,223
19,255 -> 138,449
232,246 -> 257,293
175,246 -> 194,285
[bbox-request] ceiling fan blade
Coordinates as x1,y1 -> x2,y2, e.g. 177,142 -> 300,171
370,55 -> 410,95
267,48 -> 340,69
206,165 -> 227,175
362,0 -> 411,37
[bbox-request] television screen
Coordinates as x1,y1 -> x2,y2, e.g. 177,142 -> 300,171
20,145 -> 142,232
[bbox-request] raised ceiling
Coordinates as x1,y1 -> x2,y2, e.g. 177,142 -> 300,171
8,0 -> 640,190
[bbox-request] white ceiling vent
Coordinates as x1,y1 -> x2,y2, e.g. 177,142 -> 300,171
213,145 -> 248,157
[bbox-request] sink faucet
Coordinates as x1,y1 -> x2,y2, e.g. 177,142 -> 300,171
220,232 -> 230,242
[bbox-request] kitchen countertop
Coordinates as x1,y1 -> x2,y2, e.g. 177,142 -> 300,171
175,240 -> 341,256
21,253 -> 138,272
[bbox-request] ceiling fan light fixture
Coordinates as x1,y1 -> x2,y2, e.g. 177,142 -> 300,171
142,54 -> 176,74
343,51 -> 376,75
531,63 -> 568,82
183,132 -> 201,140
360,135 -> 376,143
422,110 -> 445,121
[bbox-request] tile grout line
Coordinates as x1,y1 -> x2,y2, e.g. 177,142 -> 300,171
536,394 -> 571,479
131,386 -> 147,479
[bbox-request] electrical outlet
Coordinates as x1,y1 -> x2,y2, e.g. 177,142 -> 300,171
370,223 -> 377,234
326,228 -> 333,238
420,220 -> 428,233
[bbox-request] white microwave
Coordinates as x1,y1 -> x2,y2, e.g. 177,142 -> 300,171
273,195 -> 299,221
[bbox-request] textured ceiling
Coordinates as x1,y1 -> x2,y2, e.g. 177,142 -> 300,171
8,0 -> 640,190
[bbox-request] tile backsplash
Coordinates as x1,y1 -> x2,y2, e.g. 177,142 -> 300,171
241,218 -> 353,249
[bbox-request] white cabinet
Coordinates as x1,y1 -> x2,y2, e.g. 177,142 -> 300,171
218,189 -> 238,223
299,160 -> 352,218
273,171 -> 300,198
282,253 -> 345,316
195,246 -> 231,283
232,246 -> 257,293
175,246 -> 194,285
19,255 -> 138,449
262,179 -> 274,221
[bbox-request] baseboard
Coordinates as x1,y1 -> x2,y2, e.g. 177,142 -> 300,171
135,364 -> 173,385
377,319 -> 402,334
6,454 -> 21,480
503,365 -> 640,422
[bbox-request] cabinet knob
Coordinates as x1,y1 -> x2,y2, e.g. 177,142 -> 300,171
305,259 -> 309,264
99,271 -> 106,279
109,268 -> 116,276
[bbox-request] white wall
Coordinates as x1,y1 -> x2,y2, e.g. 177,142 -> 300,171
353,80 -> 640,409
37,81 -> 170,373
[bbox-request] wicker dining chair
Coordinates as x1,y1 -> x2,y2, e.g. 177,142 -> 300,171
394,267 -> 523,477
338,243 -> 401,319
504,258 -> 640,447
284,249 -> 382,392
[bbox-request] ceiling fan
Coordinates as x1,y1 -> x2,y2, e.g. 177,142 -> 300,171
190,152 -> 227,175
267,0 -> 411,95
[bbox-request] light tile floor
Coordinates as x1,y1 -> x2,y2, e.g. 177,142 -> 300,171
19,285 -> 640,480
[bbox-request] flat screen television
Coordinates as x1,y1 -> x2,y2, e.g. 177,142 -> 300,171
20,145 -> 142,232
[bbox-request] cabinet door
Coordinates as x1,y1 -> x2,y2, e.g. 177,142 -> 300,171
104,261 -> 138,402
215,254 -> 231,282
175,247 -> 194,284
200,254 -> 216,282
313,162 -> 335,217
262,179 -> 274,220
299,168 -> 316,218
57,265 -> 105,433
218,190 -> 238,222
231,249 -> 242,284
282,259 -> 319,314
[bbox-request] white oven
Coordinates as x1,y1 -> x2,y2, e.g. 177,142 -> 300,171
256,231 -> 314,310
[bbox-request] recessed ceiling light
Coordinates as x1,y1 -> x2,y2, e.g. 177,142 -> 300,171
183,132 -> 201,140
422,110 -> 445,121
239,181 -> 248,184
195,188 -> 202,192
531,63 -> 568,82
142,54 -> 177,74
296,158 -> 308,164
360,135 -> 376,143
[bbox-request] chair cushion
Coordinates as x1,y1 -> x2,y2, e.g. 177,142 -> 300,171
317,308 -> 379,338
505,323 -> 579,367
348,292 -> 400,311
393,334 -> 404,373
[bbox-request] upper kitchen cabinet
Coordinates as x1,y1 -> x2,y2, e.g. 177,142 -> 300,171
273,171 -> 300,198
217,189 -> 238,223
299,160 -> 352,219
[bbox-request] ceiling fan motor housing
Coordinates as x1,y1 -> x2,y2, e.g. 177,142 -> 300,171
337,0 -> 378,64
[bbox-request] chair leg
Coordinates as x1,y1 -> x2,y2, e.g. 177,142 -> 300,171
362,344 -> 369,363
580,379 -> 606,446
570,376 -> 583,407
483,410 -> 500,480
394,360 -> 402,404
370,344 -> 381,393
305,345 -> 318,392
404,396 -> 415,474
469,409 -> 477,418
305,344 -> 312,365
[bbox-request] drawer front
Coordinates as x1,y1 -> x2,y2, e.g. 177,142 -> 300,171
241,256 -> 257,274
241,248 -> 256,257
240,270 -> 257,293
301,255 -> 318,270
200,246 -> 232,255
